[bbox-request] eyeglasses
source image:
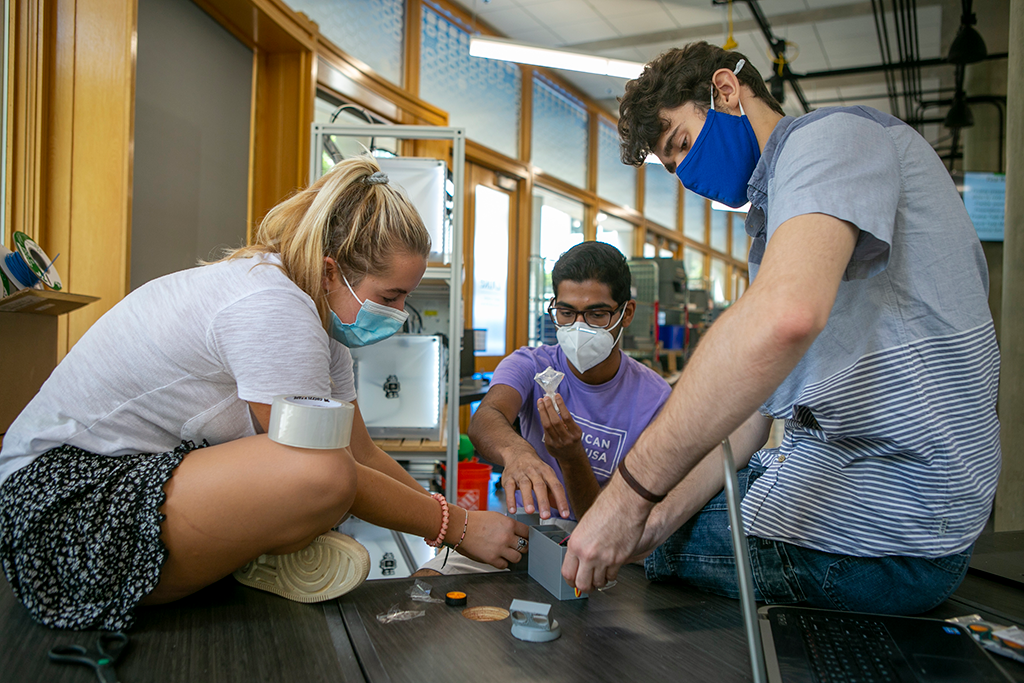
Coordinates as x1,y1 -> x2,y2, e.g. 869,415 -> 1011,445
547,303 -> 624,329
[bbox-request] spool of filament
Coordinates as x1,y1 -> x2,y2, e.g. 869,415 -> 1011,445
0,246 -> 15,297
0,243 -> 31,294
0,233 -> 62,295
13,231 -> 62,290
268,395 -> 354,449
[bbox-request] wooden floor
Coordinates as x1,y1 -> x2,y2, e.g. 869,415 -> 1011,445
3,561 -> 1024,682
0,573 -> 359,682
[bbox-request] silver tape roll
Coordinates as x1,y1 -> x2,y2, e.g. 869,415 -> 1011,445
268,395 -> 354,449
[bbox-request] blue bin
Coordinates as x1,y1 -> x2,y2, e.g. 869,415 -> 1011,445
659,324 -> 686,350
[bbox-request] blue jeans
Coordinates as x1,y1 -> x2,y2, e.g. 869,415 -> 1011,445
644,466 -> 973,615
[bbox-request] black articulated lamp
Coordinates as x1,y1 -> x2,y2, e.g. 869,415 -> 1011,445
947,0 -> 988,65
768,73 -> 786,105
944,94 -> 974,129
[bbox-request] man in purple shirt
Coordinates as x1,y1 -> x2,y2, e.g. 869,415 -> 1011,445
470,241 -> 671,522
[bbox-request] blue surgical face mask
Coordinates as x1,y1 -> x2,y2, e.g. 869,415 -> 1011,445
329,273 -> 408,348
674,59 -> 761,209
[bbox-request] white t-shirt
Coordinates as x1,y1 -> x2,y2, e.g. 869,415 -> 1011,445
0,253 -> 356,486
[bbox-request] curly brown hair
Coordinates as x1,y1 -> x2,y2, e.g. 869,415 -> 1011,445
618,42 -> 785,167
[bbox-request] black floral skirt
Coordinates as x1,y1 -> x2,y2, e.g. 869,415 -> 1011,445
0,441 -> 201,630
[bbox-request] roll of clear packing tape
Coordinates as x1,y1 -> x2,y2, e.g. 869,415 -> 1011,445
268,395 -> 354,449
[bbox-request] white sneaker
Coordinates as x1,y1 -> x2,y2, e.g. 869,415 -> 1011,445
233,531 -> 370,603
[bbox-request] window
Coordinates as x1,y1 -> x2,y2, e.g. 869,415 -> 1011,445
420,6 -> 521,159
287,0 -> 404,85
596,213 -> 635,258
731,268 -> 748,302
472,186 -> 510,356
710,208 -> 728,253
643,163 -> 678,230
532,76 -> 588,188
643,233 -> 677,259
597,118 -> 636,209
529,187 -> 585,345
731,216 -> 749,261
683,189 -> 706,243
684,246 -> 705,286
710,258 -> 728,305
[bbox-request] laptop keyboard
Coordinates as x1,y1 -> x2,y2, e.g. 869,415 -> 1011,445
799,614 -> 901,682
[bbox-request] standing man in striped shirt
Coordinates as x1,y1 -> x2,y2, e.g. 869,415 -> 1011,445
562,41 -> 1000,615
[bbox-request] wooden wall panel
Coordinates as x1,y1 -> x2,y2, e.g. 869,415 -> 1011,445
47,0 -> 78,357
7,0 -> 135,352
64,0 -> 136,344
8,0 -> 45,246
251,48 -> 314,227
195,0 -> 319,233
193,0 -> 316,52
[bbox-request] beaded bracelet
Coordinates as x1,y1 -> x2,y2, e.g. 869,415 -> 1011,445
425,492 -> 449,548
441,508 -> 470,569
449,507 -> 469,552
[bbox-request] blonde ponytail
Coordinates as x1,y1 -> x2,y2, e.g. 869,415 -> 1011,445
221,155 -> 430,326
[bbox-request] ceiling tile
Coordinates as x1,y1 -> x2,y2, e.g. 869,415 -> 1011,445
915,5 -> 944,59
508,25 -> 566,46
520,0 -> 601,26
659,4 -> 725,27
464,0 -> 521,14
773,23 -> 829,73
758,0 -> 816,15
802,83 -> 842,104
593,4 -> 680,33
470,6 -> 544,34
833,82 -> 892,98
546,18 -> 621,45
585,0 -> 673,17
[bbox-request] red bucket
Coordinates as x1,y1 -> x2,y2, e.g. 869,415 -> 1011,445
457,459 -> 492,512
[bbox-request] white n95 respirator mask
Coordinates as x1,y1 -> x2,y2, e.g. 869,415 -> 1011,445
556,311 -> 625,373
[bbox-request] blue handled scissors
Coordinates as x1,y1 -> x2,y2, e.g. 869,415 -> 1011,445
49,631 -> 128,683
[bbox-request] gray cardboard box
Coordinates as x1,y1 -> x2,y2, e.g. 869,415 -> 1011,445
512,511 -> 541,526
527,525 -> 587,601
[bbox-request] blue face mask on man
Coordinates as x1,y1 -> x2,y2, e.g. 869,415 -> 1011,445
674,59 -> 761,209
329,273 -> 408,348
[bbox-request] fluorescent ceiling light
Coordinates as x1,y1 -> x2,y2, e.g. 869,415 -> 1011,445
712,200 -> 751,213
469,35 -> 644,79
644,154 -> 662,165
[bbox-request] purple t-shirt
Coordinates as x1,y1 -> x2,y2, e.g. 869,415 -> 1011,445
492,344 -> 672,519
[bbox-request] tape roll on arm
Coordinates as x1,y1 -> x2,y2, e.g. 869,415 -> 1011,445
268,396 -> 355,449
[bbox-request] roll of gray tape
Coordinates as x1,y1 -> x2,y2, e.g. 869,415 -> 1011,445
268,395 -> 354,449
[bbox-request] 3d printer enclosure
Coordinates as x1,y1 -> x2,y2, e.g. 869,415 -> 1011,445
350,333 -> 445,440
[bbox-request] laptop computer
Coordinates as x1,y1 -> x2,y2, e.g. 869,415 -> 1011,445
719,438 -> 1014,683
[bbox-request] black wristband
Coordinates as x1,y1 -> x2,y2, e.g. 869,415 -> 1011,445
617,459 -> 666,503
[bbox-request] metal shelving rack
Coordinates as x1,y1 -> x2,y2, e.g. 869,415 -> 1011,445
625,259 -> 659,358
309,124 -> 466,505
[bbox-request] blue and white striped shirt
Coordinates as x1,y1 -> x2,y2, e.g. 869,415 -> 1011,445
741,107 -> 1000,558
